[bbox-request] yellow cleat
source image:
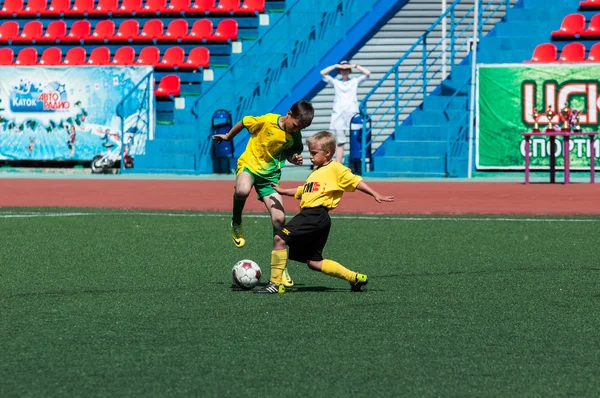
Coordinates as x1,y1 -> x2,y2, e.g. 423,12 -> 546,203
231,222 -> 246,248
282,268 -> 294,288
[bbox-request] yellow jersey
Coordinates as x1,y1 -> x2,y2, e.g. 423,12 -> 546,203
294,161 -> 362,210
238,113 -> 303,179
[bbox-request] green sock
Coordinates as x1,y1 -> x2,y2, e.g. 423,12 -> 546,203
232,193 -> 246,225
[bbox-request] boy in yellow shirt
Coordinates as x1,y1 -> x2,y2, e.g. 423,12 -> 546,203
254,131 -> 395,294
212,100 -> 314,287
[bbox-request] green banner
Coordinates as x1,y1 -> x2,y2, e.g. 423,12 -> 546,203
477,65 -> 600,169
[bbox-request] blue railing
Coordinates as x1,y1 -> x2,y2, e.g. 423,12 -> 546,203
191,0 -> 377,163
358,0 -> 514,175
116,70 -> 153,174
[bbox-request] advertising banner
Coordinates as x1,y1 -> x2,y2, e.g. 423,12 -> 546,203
0,66 -> 153,161
477,64 -> 600,169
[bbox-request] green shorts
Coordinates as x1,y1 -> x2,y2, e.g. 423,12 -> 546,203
237,166 -> 281,200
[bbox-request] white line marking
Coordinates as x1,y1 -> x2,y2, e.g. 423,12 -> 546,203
0,211 -> 598,222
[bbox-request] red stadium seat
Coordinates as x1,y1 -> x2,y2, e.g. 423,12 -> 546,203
90,0 -> 118,15
213,0 -> 239,13
112,46 -> 136,65
22,0 -> 47,17
68,0 -> 94,16
525,43 -> 557,63
155,74 -> 181,97
581,14 -> 600,37
39,47 -> 62,65
114,19 -> 140,42
188,0 -> 215,13
213,19 -> 238,41
139,19 -> 164,41
587,42 -> 600,61
63,47 -> 86,65
186,19 -> 212,42
181,46 -> 210,69
0,48 -> 15,65
63,20 -> 91,42
238,0 -> 265,13
117,0 -> 142,15
90,20 -> 116,42
559,42 -> 586,62
39,20 -> 67,43
551,13 -> 585,38
165,0 -> 189,15
136,46 -> 160,66
0,22 -> 20,44
140,0 -> 167,15
159,46 -> 185,68
12,21 -> 43,43
15,48 -> 38,65
46,0 -> 71,16
88,47 -> 111,65
164,19 -> 189,41
580,0 -> 600,8
0,0 -> 24,17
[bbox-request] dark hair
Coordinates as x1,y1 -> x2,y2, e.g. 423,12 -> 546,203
289,100 -> 314,128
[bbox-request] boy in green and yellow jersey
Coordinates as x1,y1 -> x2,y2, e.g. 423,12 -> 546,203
254,131 -> 395,294
212,100 -> 314,287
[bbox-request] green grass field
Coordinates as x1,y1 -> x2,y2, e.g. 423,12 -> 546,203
1,209 -> 599,397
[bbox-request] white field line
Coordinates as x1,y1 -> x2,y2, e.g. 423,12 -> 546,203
0,211 -> 598,222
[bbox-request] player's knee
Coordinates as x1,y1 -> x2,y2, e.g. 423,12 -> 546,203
234,188 -> 250,199
271,215 -> 285,229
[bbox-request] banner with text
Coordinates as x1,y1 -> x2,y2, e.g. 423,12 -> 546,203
0,66 -> 153,161
477,64 -> 600,169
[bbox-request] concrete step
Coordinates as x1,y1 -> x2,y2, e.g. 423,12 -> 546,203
411,110 -> 468,126
365,170 -> 448,178
373,155 -> 446,173
422,94 -> 469,111
395,125 -> 464,141
383,140 -> 448,157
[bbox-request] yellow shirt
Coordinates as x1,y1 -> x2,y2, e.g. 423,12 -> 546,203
294,161 -> 362,210
238,114 -> 303,179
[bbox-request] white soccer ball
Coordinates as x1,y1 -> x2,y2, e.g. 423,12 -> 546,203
232,259 -> 261,290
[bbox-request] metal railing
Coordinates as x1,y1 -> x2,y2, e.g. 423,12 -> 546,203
191,0 -> 375,159
358,0 -> 514,176
116,70 -> 153,173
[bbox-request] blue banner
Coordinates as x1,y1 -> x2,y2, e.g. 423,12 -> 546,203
0,66 -> 153,161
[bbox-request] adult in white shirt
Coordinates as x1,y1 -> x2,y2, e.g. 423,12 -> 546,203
320,61 -> 371,163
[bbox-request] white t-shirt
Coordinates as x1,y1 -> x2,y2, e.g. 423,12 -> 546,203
323,74 -> 368,114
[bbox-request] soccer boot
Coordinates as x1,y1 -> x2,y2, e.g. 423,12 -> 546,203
282,268 -> 294,288
254,281 -> 285,294
350,273 -> 368,292
231,221 -> 246,248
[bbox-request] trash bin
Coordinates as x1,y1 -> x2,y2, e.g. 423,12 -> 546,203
349,113 -> 372,175
211,109 -> 233,174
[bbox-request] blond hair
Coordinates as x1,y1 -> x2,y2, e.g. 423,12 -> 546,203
307,131 -> 336,158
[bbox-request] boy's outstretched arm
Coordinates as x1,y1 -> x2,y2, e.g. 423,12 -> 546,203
212,121 -> 244,143
355,181 -> 395,203
320,64 -> 340,78
271,183 -> 300,197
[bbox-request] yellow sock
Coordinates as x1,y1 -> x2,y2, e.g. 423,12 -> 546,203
270,249 -> 287,285
320,259 -> 357,283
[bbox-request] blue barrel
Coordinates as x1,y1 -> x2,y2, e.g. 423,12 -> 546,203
349,113 -> 372,174
211,109 -> 233,174
212,109 -> 233,158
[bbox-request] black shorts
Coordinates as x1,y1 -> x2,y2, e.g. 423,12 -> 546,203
276,207 -> 331,263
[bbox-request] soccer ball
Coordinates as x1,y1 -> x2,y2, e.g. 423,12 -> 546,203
232,259 -> 261,290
